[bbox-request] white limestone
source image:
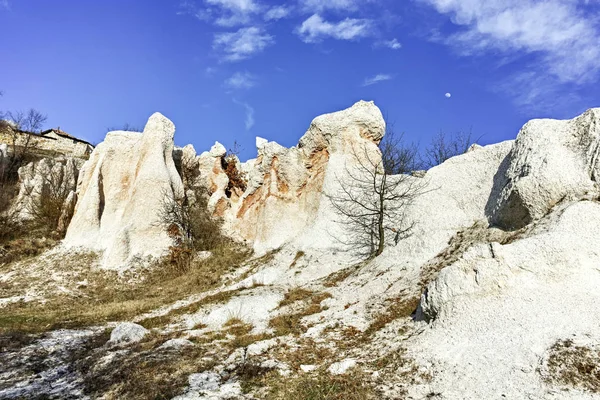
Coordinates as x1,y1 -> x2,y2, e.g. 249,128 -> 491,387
108,322 -> 149,345
197,100 -> 386,253
492,108 -> 600,229
63,113 -> 184,270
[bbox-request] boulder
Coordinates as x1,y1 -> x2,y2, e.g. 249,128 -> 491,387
64,113 -> 184,270
109,322 -> 149,345
491,108 -> 600,229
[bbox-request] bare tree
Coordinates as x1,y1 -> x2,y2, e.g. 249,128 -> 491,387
328,130 -> 426,259
106,123 -> 143,132
380,123 -> 422,174
424,130 -> 476,168
1,109 -> 47,181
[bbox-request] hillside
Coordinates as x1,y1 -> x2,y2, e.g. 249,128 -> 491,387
1,101 -> 600,399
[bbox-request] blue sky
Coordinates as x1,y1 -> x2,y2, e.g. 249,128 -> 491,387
1,0 -> 599,160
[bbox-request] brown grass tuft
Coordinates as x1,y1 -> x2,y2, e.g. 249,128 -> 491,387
544,339 -> 600,393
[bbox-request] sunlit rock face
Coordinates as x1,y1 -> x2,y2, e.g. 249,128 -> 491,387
64,113 -> 183,270
491,108 -> 600,230
197,100 -> 386,253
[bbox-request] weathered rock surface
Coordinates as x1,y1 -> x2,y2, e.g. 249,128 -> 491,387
408,108 -> 600,399
198,100 -> 385,252
10,157 -> 82,224
64,113 -> 184,270
491,108 -> 600,229
413,200 -> 600,399
109,322 -> 149,344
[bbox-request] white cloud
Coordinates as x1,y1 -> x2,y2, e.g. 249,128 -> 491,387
179,0 -> 261,27
225,71 -> 257,89
445,92 -> 452,98
208,0 -> 261,27
233,99 -> 255,130
421,0 -> 600,85
264,5 -> 292,21
213,27 -> 274,62
382,38 -> 402,50
299,0 -> 361,13
206,0 -> 259,12
297,14 -> 372,43
362,73 -> 393,86
205,66 -> 217,76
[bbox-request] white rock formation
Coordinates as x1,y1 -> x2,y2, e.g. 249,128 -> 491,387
197,100 -> 385,253
407,108 -> 600,399
413,200 -> 600,399
64,113 -> 184,270
10,157 -> 82,224
491,108 -> 600,229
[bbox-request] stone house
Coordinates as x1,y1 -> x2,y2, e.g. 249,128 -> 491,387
0,125 -> 94,159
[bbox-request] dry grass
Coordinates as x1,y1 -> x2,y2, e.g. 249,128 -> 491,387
75,332 -> 218,400
224,318 -> 253,336
324,264 -> 361,288
0,234 -> 59,265
544,339 -> 600,393
269,292 -> 331,337
137,289 -> 239,329
274,338 -> 334,371
229,332 -> 272,349
257,367 -> 377,400
289,251 -> 305,268
279,287 -> 315,307
0,244 -> 251,334
363,296 -> 420,337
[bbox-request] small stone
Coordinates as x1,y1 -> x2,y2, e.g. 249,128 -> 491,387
328,359 -> 357,375
108,322 -> 149,345
300,364 -> 317,373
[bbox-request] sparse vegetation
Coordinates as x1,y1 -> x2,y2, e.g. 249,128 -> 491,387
327,126 -> 426,259
0,245 -> 251,334
260,367 -> 377,400
424,129 -> 476,168
270,292 -> 331,336
289,250 -> 305,268
544,339 -> 600,393
279,287 -> 314,307
324,264 -> 361,287
75,331 -> 217,400
363,296 -> 420,337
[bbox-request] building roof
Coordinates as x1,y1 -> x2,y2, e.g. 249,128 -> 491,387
41,128 -> 93,146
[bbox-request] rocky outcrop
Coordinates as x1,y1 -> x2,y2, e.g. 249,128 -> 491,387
64,113 -> 184,270
10,157 -> 82,225
409,108 -> 600,399
491,108 -> 600,229
198,100 -> 385,252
